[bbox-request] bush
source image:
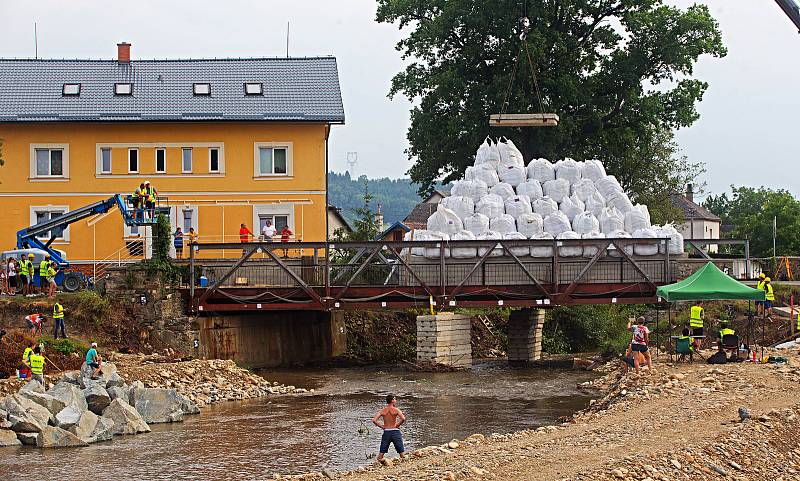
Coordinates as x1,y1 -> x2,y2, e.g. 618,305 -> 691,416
543,305 -> 648,355
73,290 -> 112,324
41,337 -> 87,355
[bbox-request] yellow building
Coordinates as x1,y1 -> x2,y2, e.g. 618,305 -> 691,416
0,43 -> 344,263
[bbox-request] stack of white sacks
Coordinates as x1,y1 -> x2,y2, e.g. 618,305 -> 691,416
414,137 -> 684,259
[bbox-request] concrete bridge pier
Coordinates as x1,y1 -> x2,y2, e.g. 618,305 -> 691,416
507,308 -> 546,366
416,313 -> 472,368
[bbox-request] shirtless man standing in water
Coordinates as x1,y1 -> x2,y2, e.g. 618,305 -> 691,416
372,393 -> 407,462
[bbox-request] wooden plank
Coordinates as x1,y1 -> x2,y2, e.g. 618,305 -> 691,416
489,113 -> 559,127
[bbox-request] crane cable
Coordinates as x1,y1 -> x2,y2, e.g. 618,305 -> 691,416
500,0 -> 546,117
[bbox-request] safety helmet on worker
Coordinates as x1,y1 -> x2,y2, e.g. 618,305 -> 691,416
27,253 -> 34,258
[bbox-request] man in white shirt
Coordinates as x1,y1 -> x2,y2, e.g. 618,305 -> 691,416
261,220 -> 276,241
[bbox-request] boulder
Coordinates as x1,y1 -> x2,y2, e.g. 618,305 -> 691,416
107,385 -> 130,402
20,379 -> 46,394
55,405 -> 83,429
16,432 -> 38,446
20,390 -> 66,417
130,388 -> 184,423
87,416 -> 114,443
36,426 -> 88,448
105,372 -> 125,389
67,410 -> 113,443
47,382 -> 88,413
5,394 -> 52,432
84,383 -> 111,415
80,362 -> 117,389
0,429 -> 21,447
101,398 -> 150,435
176,393 -> 201,415
0,408 -> 10,430
56,371 -> 81,385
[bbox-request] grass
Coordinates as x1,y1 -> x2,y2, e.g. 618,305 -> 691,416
40,337 -> 88,355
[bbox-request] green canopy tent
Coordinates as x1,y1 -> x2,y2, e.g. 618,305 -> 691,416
655,262 -> 765,361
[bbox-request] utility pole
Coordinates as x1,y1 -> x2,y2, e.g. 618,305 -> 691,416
773,216 -> 777,258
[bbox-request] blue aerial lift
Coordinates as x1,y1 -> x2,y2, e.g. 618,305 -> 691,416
13,194 -> 170,292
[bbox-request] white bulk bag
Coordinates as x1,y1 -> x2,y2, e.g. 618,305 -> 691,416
498,138 -> 525,168
476,194 -> 505,219
463,212 -> 490,236
531,232 -> 555,257
451,179 -> 488,204
557,231 -> 583,257
624,207 -> 651,233
498,164 -> 526,187
477,231 -> 504,257
555,158 -> 582,184
426,204 -> 464,236
490,182 -> 516,199
467,162 -> 500,188
532,196 -> 558,217
451,230 -> 478,259
559,194 -> 585,223
599,207 -> 625,234
404,230 -> 429,257
516,179 -> 543,200
543,178 -> 570,203
490,214 -> 517,234
440,195 -> 475,221
474,138 -> 500,169
632,204 -> 651,224
527,158 -> 555,183
582,159 -> 606,182
503,232 -> 529,257
543,211 -> 572,236
572,212 -> 600,235
595,175 -> 623,199
606,190 -> 633,214
505,195 -> 533,219
659,224 -> 685,255
633,228 -> 659,256
606,230 -> 633,258
571,178 -> 597,202
582,232 -> 606,258
517,213 -> 544,238
423,231 -> 451,259
585,190 -> 606,218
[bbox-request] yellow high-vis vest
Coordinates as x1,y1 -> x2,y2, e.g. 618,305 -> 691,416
53,303 -> 64,320
29,354 -> 45,375
690,305 -> 704,328
765,284 -> 775,301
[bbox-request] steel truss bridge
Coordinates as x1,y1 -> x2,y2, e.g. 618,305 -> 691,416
185,238 -> 750,313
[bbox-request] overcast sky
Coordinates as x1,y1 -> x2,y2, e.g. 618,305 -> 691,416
0,0 -> 798,200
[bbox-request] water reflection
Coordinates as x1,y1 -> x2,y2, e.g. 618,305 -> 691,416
0,363 -> 598,480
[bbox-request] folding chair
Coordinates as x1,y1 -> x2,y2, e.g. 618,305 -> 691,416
722,334 -> 740,361
675,337 -> 693,363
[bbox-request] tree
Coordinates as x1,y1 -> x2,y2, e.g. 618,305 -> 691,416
377,0 -> 724,207
703,187 -> 800,258
333,180 -> 382,242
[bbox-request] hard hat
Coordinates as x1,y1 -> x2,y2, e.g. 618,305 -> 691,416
91,342 -> 98,347
765,277 -> 771,282
759,273 -> 765,279
28,253 -> 34,258
145,180 -> 150,185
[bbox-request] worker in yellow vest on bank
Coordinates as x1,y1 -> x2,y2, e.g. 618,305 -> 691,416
764,277 -> 775,318
690,302 -> 705,350
29,345 -> 46,385
53,300 -> 67,339
756,273 -> 766,316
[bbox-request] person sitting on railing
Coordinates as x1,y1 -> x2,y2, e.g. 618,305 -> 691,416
188,227 -> 198,253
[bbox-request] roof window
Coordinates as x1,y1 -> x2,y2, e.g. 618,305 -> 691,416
244,82 -> 263,95
114,83 -> 133,96
62,83 -> 81,96
193,83 -> 211,96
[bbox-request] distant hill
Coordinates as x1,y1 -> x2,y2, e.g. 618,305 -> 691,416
327,172 -> 430,226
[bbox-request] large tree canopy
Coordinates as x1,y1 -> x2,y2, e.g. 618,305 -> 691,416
377,0 -> 725,209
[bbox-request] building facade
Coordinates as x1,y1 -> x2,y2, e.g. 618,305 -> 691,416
670,184 -> 721,253
0,43 -> 344,262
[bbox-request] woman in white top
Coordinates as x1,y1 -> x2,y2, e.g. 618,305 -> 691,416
7,258 -> 17,295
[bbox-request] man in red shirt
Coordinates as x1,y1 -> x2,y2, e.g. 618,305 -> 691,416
239,223 -> 254,256
25,313 -> 46,337
280,225 -> 293,257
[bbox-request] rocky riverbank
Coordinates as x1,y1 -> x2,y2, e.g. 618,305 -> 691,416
277,347 -> 800,480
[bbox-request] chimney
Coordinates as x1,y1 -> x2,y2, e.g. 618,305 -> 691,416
685,183 -> 694,203
117,42 -> 131,63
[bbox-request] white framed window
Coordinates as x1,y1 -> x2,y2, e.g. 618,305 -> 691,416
100,148 -> 112,174
30,206 -> 70,242
181,209 -> 194,232
244,82 -> 263,95
31,146 -> 68,178
258,214 -> 289,233
193,83 -> 211,96
253,142 -> 292,177
252,204 -> 294,240
115,83 -> 133,96
209,148 -> 220,173
182,148 -> 193,173
155,148 -> 166,173
62,83 -> 81,96
128,148 -> 139,173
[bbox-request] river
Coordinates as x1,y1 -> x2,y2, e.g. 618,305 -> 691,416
1,361 -> 599,480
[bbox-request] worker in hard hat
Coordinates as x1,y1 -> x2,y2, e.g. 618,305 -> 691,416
764,277 -> 775,318
756,273 -> 766,316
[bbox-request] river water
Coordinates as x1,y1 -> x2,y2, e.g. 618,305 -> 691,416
1,362 -> 599,481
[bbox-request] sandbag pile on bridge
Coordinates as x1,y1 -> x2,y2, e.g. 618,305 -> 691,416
414,137 -> 684,259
